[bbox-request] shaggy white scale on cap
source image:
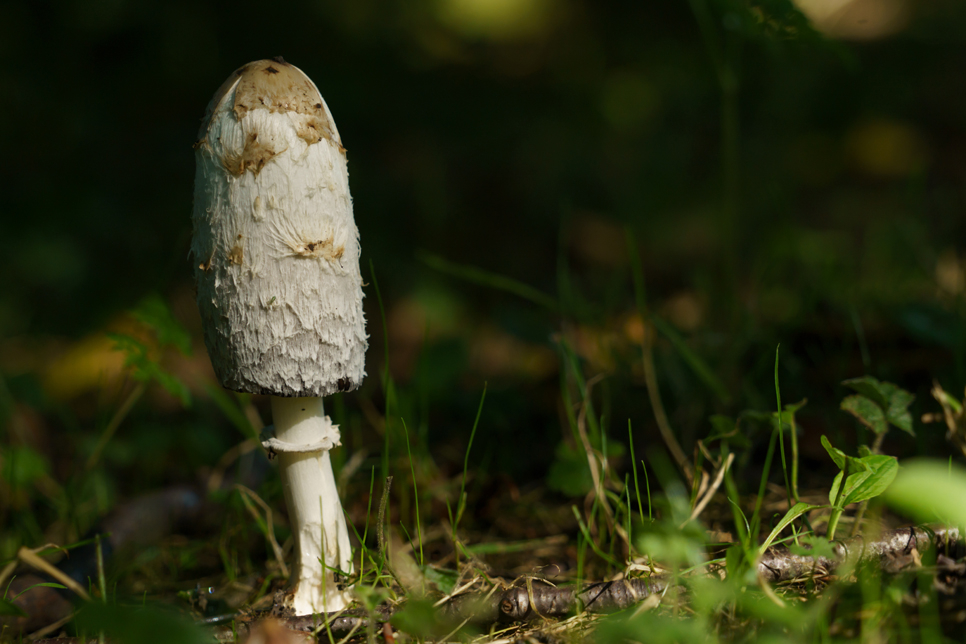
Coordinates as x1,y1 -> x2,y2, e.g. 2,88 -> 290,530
192,58 -> 366,614
192,58 -> 365,397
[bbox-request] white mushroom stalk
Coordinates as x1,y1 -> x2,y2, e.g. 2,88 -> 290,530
265,397 -> 352,613
191,58 -> 367,614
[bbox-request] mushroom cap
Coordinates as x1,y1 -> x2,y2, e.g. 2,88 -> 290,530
191,59 -> 367,397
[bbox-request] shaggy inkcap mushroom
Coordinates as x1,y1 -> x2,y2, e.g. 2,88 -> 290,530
192,57 -> 367,614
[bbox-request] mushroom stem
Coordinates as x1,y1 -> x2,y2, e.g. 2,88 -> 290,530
270,396 -> 352,614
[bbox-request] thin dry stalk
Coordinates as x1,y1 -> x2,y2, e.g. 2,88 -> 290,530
574,380 -> 630,551
28,612 -> 77,641
208,438 -> 259,492
439,584 -> 503,641
85,381 -> 146,472
337,448 -> 369,490
235,484 -> 289,577
683,452 -> 735,527
640,324 -> 691,485
17,547 -> 90,601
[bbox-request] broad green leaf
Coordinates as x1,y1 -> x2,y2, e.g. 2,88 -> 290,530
882,383 -> 915,435
841,394 -> 887,434
884,459 -> 966,528
828,452 -> 896,507
759,502 -> 821,555
842,376 -> 890,408
841,454 -> 898,505
841,377 -> 915,436
829,469 -> 871,507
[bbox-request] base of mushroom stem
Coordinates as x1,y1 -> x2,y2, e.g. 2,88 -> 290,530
275,584 -> 353,616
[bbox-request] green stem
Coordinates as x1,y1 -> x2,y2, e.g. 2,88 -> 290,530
751,421 -> 779,540
790,410 -> 800,504
828,461 -> 849,540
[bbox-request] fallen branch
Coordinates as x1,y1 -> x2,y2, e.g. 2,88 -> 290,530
253,524 -> 966,636
757,525 -> 963,583
24,525 -> 966,643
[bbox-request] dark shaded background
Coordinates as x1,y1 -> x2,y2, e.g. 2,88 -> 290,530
2,0 -> 966,556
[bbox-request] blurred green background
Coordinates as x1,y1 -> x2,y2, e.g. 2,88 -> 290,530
2,0 -> 966,556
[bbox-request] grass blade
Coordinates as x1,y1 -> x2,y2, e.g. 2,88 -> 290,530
418,251 -> 558,312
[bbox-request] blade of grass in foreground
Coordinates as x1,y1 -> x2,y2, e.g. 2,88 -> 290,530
369,261 -> 392,483
418,251 -> 558,312
401,419 -> 423,567
650,315 -> 731,404
774,345 -> 793,511
626,229 -> 730,405
455,383 -> 487,529
628,420 -> 646,523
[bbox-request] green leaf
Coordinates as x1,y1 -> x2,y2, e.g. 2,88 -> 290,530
842,376 -> 891,408
841,455 -> 899,505
822,434 -> 869,473
759,502 -> 821,555
776,399 -> 807,430
130,294 -> 192,355
828,453 -> 897,507
595,609 -> 710,644
1,445 -> 50,488
820,435 -> 848,470
75,603 -> 212,644
882,383 -> 915,435
421,565 -> 459,595
841,394 -> 887,434
108,332 -> 191,407
0,599 -> 26,616
788,535 -> 837,560
884,459 -> 966,528
390,598 -> 450,639
352,585 -> 391,612
841,376 -> 915,436
104,295 -> 194,407
829,469 -> 871,508
546,442 -> 593,497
